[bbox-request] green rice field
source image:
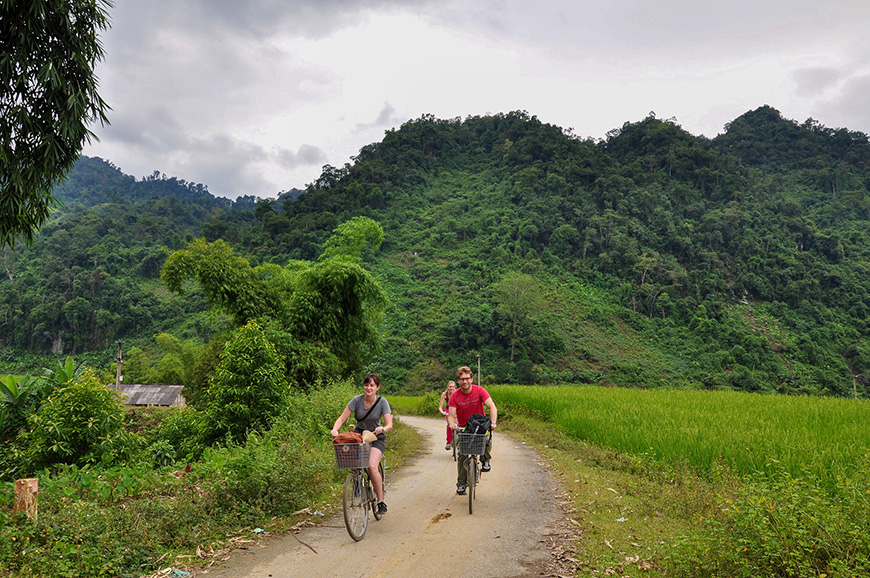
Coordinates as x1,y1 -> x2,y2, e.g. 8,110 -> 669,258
491,385 -> 870,483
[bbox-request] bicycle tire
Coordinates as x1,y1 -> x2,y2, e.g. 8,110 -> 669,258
452,439 -> 457,462
343,470 -> 368,541
468,457 -> 477,514
371,461 -> 385,520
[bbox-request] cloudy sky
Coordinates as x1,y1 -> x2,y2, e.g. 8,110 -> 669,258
81,0 -> 870,199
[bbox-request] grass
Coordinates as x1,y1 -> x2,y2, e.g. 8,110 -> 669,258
401,385 -> 870,576
491,384 -> 870,485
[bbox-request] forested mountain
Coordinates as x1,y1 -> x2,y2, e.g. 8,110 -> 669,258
2,106 -> 868,396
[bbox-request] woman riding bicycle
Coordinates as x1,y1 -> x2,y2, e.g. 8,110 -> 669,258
330,373 -> 393,514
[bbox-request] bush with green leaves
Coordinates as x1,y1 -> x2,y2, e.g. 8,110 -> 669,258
199,382 -> 352,515
23,368 -> 144,471
203,320 -> 290,445
148,439 -> 176,467
147,406 -> 206,461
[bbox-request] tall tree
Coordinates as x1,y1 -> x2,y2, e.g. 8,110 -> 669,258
0,0 -> 111,247
495,271 -> 546,362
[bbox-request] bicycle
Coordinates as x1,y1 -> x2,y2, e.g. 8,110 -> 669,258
456,430 -> 489,514
333,442 -> 385,541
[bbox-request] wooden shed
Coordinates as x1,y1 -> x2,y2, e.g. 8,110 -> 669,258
112,384 -> 186,407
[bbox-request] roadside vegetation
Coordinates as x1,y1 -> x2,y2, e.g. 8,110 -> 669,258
0,380 -> 420,578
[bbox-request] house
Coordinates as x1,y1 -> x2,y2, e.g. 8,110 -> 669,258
112,384 -> 186,407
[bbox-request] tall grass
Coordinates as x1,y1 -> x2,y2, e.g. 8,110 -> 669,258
494,385 -> 870,576
492,385 -> 870,484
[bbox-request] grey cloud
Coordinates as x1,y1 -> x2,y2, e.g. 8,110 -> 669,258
173,0 -> 439,39
793,67 -> 843,97
353,102 -> 404,132
277,144 -> 328,168
431,0 -> 870,63
374,102 -> 399,126
814,74 -> 870,132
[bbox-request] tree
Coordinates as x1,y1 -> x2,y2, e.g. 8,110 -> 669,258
161,218 -> 387,387
495,272 -> 546,362
203,321 -> 289,445
0,0 -> 112,247
24,367 -> 142,469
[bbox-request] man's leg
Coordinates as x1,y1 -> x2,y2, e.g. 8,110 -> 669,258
456,452 -> 468,492
481,435 -> 492,471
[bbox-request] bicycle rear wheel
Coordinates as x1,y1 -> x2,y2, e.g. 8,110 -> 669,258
468,457 -> 477,514
343,470 -> 368,541
371,461 -> 385,520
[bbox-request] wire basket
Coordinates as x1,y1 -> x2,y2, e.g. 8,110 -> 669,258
334,442 -> 371,469
457,432 -> 488,455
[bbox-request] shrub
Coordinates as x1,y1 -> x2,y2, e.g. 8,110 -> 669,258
148,406 -> 205,461
197,383 -> 351,517
148,439 -> 176,467
418,389 -> 441,417
23,368 -> 144,470
203,321 -> 289,445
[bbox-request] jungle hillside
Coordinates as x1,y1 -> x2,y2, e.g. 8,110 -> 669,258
1,105 -> 868,397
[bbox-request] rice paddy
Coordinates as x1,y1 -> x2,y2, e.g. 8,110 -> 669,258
491,385 -> 870,483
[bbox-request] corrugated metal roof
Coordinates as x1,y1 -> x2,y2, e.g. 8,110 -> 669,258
112,384 -> 186,407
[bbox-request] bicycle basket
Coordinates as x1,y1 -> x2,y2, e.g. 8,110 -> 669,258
457,432 -> 487,455
334,442 -> 371,469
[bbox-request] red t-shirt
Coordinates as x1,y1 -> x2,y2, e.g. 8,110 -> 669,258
448,385 -> 491,427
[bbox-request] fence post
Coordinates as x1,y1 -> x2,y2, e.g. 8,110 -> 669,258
13,478 -> 38,521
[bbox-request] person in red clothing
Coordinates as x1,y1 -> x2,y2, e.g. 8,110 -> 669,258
447,366 -> 498,495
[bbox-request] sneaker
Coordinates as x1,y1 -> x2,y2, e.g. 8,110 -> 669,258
445,443 -> 451,450
456,485 -> 466,495
481,461 -> 491,472
376,501 -> 388,515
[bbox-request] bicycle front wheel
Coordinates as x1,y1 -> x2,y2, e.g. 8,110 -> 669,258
468,457 -> 477,514
343,470 -> 369,541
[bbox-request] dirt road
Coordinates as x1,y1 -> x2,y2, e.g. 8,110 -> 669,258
198,415 -> 568,578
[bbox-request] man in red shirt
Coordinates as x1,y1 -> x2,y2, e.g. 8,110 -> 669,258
447,365 -> 498,495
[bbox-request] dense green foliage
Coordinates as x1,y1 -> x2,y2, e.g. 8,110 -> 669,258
21,368 -> 142,472
202,320 -> 288,445
0,0 -> 111,247
160,217 -> 387,391
1,106 -> 869,396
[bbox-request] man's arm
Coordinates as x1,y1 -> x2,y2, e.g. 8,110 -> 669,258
448,406 -> 458,430
484,397 -> 498,429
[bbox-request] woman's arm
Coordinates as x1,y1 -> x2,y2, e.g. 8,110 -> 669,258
375,412 -> 393,435
330,406 -> 352,437
438,391 -> 448,415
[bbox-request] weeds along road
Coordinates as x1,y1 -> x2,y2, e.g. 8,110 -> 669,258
198,415 -> 567,578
